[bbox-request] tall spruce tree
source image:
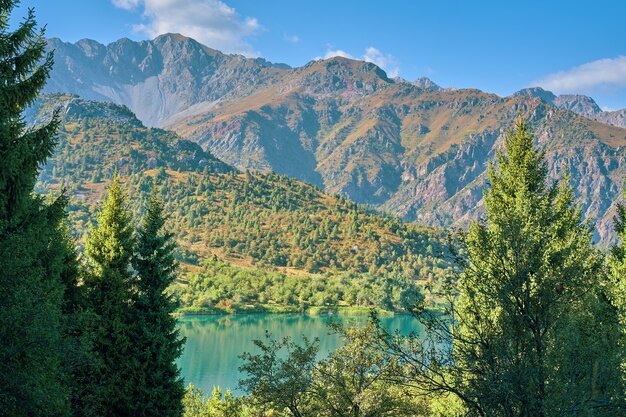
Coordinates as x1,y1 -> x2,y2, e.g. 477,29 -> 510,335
0,1 -> 70,415
380,119 -> 624,416
131,190 -> 185,417
83,174 -> 136,417
55,220 -> 101,417
608,185 -> 626,377
452,118 -> 623,416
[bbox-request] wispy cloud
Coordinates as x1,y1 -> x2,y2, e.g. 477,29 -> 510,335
111,0 -> 262,56
317,47 -> 400,78
111,0 -> 141,9
322,49 -> 354,59
363,47 -> 399,78
535,56 -> 626,94
284,34 -> 300,44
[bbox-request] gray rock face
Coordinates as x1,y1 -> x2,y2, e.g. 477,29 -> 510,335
512,86 -> 626,128
46,35 -> 626,244
552,94 -> 602,118
512,87 -> 557,103
412,77 -> 442,91
45,34 -> 289,127
596,109 -> 626,128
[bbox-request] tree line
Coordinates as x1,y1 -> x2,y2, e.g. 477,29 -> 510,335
175,256 -> 421,312
0,3 -> 184,416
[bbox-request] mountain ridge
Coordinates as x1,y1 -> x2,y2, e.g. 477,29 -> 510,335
512,86 -> 626,128
44,35 -> 626,243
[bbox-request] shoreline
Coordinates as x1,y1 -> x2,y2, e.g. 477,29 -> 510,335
176,305 -> 405,317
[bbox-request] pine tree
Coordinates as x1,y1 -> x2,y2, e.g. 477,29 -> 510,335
55,220 -> 101,417
0,2 -> 71,415
608,185 -> 626,377
453,118 -> 624,415
83,174 -> 136,417
130,189 -> 185,417
380,118 -> 624,416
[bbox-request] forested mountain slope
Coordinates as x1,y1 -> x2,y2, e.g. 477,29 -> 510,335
33,94 -> 453,309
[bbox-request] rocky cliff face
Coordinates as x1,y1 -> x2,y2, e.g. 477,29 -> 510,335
170,78 -> 626,242
412,77 -> 442,91
46,35 -> 626,243
513,86 -> 626,128
45,34 -> 289,127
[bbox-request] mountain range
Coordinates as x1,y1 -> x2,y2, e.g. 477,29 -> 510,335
44,34 -> 626,243
32,94 -> 452,308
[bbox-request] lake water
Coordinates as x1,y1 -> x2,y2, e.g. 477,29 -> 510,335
177,313 -> 423,395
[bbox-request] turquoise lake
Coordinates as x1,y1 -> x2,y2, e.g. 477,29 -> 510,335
177,313 -> 423,395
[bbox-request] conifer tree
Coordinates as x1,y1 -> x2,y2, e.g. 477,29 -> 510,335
451,118 -> 623,415
83,174 -> 136,417
55,220 -> 101,417
131,189 -> 185,417
608,185 -> 626,376
0,1 -> 70,415
380,118 -> 624,416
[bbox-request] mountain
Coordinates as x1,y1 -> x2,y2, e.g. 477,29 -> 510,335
166,67 -> 626,243
45,34 -> 290,127
33,94 -> 453,308
513,86 -> 626,128
33,93 -> 231,191
45,35 -> 626,243
412,77 -> 442,91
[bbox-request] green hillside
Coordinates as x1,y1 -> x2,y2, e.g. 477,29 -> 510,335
34,94 -> 454,311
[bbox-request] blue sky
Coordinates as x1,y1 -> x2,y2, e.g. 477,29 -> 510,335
20,0 -> 626,110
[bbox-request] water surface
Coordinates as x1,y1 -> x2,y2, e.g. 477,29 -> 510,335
177,313 -> 423,395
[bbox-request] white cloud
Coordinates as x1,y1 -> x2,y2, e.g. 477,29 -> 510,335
285,34 -> 300,44
112,0 -> 141,10
112,0 -> 262,56
363,47 -> 399,78
323,49 -> 354,59
317,47 -> 400,78
535,56 -> 626,94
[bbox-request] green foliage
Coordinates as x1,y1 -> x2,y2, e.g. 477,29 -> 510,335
239,332 -> 318,417
0,2 -> 72,416
175,256 -> 422,311
130,191 -> 185,417
608,184 -> 626,376
54,220 -> 100,417
182,384 -> 259,417
311,323 -> 423,417
239,323 -> 426,417
81,175 -> 137,417
378,118 -> 625,416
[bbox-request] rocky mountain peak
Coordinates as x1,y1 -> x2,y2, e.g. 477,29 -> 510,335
413,77 -> 442,91
552,94 -> 602,118
512,87 -> 557,103
295,56 -> 393,94
74,38 -> 106,58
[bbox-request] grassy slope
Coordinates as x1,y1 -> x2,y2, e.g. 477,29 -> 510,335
34,94 -> 455,311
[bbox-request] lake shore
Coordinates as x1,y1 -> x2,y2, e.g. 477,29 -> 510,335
177,305 -> 403,316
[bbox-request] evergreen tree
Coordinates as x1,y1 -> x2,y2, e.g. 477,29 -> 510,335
380,119 -> 624,416
83,174 -> 136,417
458,119 -> 623,415
131,189 -> 185,417
55,220 -> 101,417
0,2 -> 70,415
608,184 -> 626,377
